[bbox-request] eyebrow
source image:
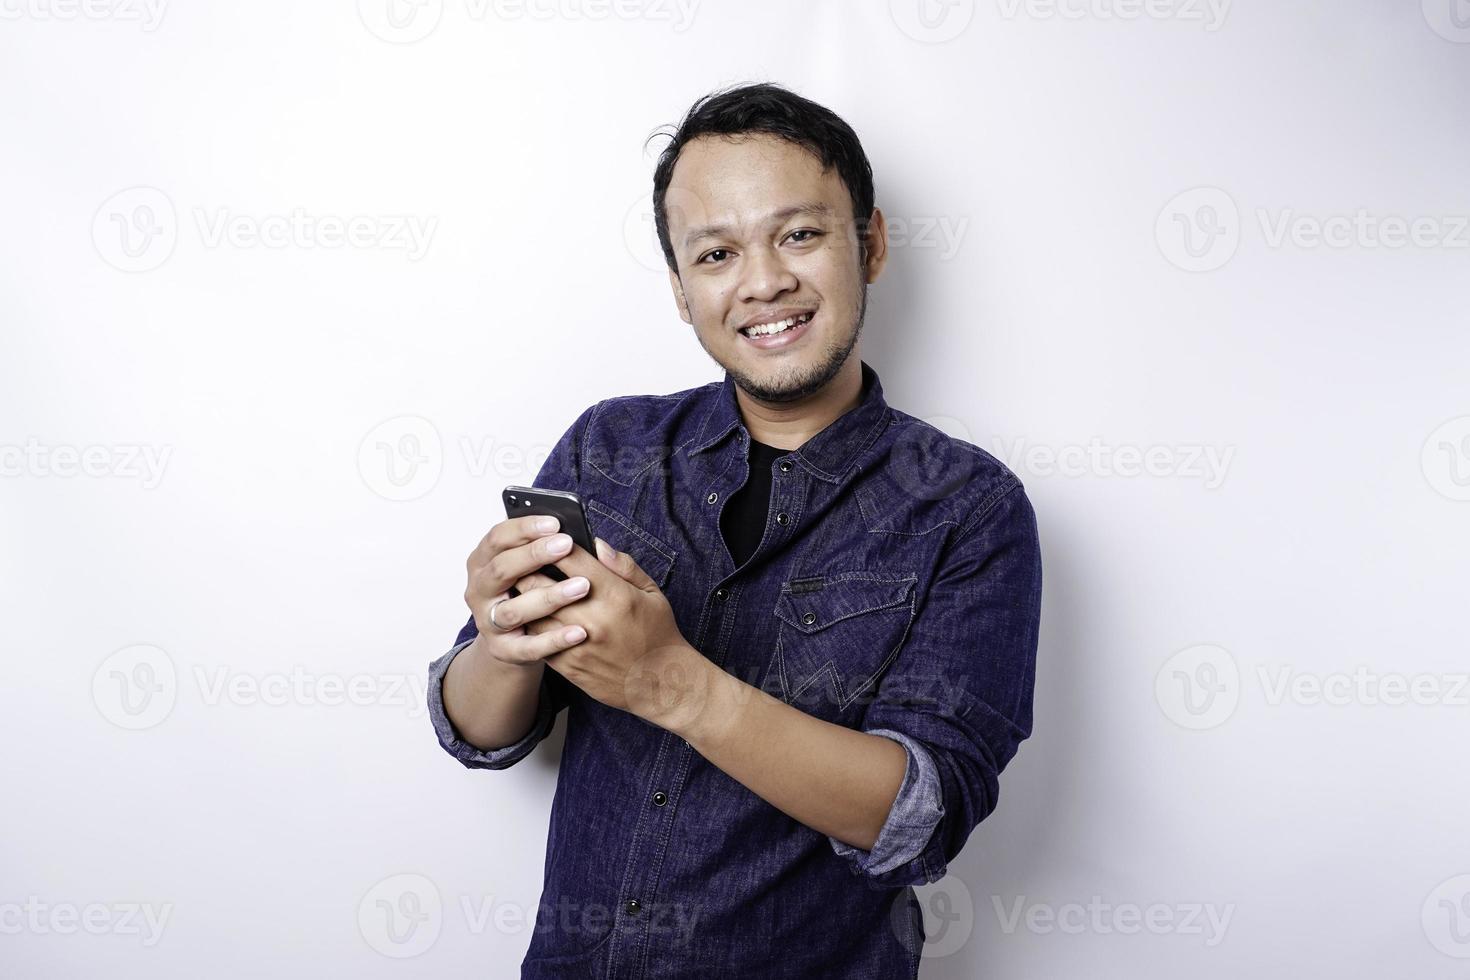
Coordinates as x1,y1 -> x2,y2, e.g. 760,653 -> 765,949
682,202 -> 835,249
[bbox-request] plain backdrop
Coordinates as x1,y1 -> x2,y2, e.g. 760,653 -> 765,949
3,1 -> 1469,976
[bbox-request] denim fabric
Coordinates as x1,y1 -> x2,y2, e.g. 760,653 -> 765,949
426,360 -> 1042,979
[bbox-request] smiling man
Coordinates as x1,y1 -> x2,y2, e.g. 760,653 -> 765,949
427,83 -> 1043,979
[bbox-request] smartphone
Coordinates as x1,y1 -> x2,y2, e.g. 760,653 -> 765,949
502,486 -> 596,584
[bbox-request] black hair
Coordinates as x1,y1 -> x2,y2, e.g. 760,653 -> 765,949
648,82 -> 876,274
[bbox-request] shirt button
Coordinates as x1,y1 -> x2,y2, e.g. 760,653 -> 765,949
653,791 -> 668,806
801,612 -> 817,626
626,899 -> 642,915
775,511 -> 790,526
778,460 -> 793,473
714,587 -> 729,602
706,491 -> 719,505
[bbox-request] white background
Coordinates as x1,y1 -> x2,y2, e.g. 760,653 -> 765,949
3,1 -> 1468,976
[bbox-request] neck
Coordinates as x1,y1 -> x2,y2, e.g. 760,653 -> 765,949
734,357 -> 864,451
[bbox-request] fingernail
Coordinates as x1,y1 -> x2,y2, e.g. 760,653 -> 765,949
561,577 -> 588,598
546,534 -> 572,554
535,516 -> 558,533
564,626 -> 586,643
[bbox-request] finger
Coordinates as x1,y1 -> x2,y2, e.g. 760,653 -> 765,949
594,536 -> 658,591
493,619 -> 588,667
467,514 -> 562,573
486,575 -> 590,633
474,532 -> 577,600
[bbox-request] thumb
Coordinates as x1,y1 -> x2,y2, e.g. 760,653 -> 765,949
595,536 -> 658,592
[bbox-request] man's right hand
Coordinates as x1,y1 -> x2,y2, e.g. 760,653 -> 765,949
463,515 -> 592,668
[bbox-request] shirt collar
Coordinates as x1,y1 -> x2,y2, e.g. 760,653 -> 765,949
686,359 -> 892,484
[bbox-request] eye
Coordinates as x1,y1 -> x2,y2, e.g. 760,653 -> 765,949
786,229 -> 822,245
698,248 -> 732,265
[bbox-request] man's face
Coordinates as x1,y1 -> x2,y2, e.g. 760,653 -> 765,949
663,133 -> 887,404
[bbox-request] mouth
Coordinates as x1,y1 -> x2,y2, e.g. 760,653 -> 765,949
738,310 -> 816,349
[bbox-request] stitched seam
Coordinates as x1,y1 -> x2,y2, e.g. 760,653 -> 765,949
954,478 -> 1023,543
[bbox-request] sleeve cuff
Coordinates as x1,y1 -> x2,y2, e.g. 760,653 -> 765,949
426,638 -> 558,770
827,728 -> 945,877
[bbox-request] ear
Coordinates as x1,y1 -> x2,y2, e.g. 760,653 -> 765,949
668,267 -> 692,324
860,206 -> 890,284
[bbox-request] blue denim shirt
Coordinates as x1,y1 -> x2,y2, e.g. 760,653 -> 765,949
427,360 -> 1042,979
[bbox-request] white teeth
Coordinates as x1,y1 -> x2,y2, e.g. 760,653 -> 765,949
743,313 -> 811,337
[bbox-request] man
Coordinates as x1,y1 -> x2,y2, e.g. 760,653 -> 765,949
427,82 -> 1042,979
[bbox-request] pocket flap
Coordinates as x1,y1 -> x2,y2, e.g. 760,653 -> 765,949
585,498 -> 677,590
774,574 -> 916,634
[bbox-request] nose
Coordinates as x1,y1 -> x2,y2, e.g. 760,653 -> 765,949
736,244 -> 799,304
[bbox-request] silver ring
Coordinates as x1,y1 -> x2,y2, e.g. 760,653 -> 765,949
487,595 -> 513,633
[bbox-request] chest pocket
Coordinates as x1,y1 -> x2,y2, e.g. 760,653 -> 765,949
584,498 -> 677,591
768,572 -> 917,715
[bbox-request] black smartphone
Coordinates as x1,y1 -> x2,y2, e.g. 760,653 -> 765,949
502,485 -> 596,584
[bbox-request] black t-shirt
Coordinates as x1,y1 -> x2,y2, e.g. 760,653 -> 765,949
719,437 -> 786,569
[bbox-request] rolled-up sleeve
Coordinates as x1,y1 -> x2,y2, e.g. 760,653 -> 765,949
827,728 -> 945,876
425,400 -> 599,770
835,480 -> 1042,889
427,636 -> 573,769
